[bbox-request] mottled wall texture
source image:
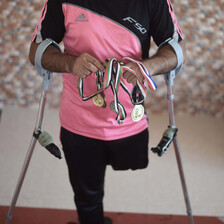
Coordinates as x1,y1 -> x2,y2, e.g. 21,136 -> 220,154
0,0 -> 223,116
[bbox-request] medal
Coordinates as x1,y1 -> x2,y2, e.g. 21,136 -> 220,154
110,101 -> 116,112
92,92 -> 106,108
131,104 -> 144,122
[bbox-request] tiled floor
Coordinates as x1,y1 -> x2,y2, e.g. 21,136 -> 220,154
1,206 -> 223,224
0,107 -> 224,222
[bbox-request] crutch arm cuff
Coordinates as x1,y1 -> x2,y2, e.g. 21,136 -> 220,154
158,38 -> 184,77
34,38 -> 61,78
167,39 -> 184,74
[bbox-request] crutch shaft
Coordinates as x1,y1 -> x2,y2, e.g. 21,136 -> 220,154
5,137 -> 37,224
167,85 -> 175,127
5,89 -> 48,224
35,90 -> 48,132
5,39 -> 59,224
173,137 -> 194,224
167,84 -> 194,224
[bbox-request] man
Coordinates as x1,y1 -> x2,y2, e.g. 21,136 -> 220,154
29,0 -> 185,223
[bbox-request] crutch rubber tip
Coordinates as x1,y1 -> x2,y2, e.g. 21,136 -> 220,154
151,147 -> 164,157
46,143 -> 62,159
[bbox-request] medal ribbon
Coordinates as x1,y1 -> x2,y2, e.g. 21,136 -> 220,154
78,57 -> 157,124
110,59 -> 126,124
123,56 -> 157,91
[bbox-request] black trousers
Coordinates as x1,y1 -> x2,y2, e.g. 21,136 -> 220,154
60,127 -> 149,224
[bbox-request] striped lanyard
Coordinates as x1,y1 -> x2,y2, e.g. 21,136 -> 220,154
122,57 -> 157,91
78,57 -> 157,124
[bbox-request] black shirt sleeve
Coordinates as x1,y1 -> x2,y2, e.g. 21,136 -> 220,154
149,0 -> 183,46
33,0 -> 65,44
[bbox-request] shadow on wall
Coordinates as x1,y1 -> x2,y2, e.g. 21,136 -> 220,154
0,0 -> 223,116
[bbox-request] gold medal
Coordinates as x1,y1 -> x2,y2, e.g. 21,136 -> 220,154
92,92 -> 106,108
131,105 -> 144,122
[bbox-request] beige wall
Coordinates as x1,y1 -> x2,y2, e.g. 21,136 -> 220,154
0,0 -> 223,116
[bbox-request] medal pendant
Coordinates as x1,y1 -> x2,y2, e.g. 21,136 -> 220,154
92,92 -> 106,108
131,105 -> 144,122
110,101 -> 116,112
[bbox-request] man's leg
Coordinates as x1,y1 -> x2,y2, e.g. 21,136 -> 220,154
61,127 -> 106,224
106,128 -> 149,170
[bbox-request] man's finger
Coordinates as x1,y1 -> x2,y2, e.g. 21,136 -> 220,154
127,75 -> 137,84
81,66 -> 93,76
123,71 -> 132,79
86,54 -> 105,71
123,62 -> 145,83
84,62 -> 99,73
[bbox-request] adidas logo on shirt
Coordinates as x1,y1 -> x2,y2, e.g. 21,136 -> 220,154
75,13 -> 88,22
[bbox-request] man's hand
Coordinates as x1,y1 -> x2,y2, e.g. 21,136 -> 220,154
29,42 -> 105,78
122,61 -> 145,85
68,53 -> 105,79
121,40 -> 186,86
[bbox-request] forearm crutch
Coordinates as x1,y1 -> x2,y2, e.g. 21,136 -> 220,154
5,39 -> 62,224
151,39 -> 194,224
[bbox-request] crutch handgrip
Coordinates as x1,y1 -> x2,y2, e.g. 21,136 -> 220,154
37,130 -> 62,159
151,126 -> 178,156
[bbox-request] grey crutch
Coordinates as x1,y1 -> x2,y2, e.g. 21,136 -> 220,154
151,38 -> 194,224
5,39 -> 62,224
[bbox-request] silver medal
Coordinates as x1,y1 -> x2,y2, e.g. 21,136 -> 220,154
110,101 -> 116,112
131,104 -> 144,122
